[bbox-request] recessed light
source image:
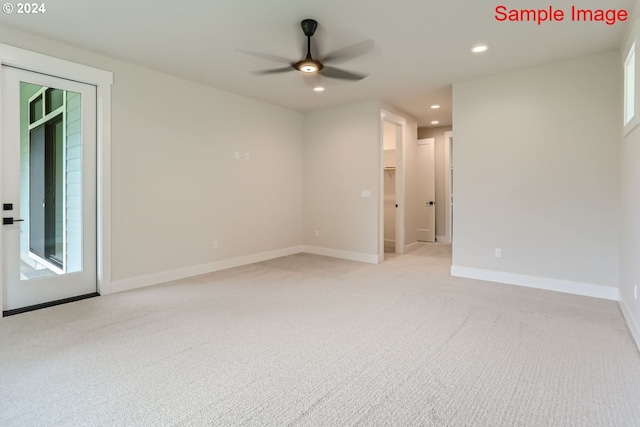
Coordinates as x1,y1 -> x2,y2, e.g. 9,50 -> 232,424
472,44 -> 489,54
313,86 -> 325,92
430,104 -> 440,109
431,120 -> 439,125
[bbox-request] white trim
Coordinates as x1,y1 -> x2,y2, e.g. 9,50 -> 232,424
451,265 -> 619,301
96,84 -> 112,295
112,246 -> 305,293
0,43 -> 113,86
395,121 -> 405,255
404,241 -> 420,253
623,41 -> 638,135
380,110 -> 407,126
112,245 -> 381,294
384,239 -> 396,247
303,245 -> 379,264
436,235 -> 451,244
444,131 -> 453,245
0,43 -> 113,309
378,115 -> 384,260
619,298 -> 640,352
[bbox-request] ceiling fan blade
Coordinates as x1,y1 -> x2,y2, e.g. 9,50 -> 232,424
321,39 -> 375,64
319,66 -> 367,81
236,49 -> 293,64
252,66 -> 295,75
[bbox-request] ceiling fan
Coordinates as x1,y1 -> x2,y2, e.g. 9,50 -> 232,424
239,19 -> 373,84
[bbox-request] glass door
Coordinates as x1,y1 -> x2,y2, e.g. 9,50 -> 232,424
1,66 -> 97,314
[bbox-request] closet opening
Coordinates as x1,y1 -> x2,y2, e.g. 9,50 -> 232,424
380,110 -> 406,261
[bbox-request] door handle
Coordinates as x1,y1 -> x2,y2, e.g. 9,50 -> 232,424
3,218 -> 25,225
427,201 -> 435,206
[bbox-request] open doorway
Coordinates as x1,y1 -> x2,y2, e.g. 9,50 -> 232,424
380,110 -> 406,261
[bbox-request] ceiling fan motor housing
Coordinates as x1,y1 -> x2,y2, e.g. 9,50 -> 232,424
301,19 -> 318,37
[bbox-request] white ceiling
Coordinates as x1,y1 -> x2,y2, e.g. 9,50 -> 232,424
0,0 -> 636,127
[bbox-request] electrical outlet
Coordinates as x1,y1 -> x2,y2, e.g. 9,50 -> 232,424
495,248 -> 502,258
234,152 -> 240,160
315,230 -> 320,238
213,241 -> 218,250
634,284 -> 638,300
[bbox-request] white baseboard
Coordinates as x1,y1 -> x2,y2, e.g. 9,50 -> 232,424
111,246 -> 304,294
303,245 -> 379,264
110,245 -> 379,294
451,265 -> 619,301
436,235 -> 451,244
619,297 -> 640,352
404,242 -> 420,253
384,239 -> 395,247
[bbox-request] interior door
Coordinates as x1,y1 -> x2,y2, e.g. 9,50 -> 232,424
1,65 -> 97,314
417,138 -> 435,242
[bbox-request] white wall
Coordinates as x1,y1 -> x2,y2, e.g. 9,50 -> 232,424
110,66 -> 303,281
303,100 -> 417,260
383,121 -> 397,152
303,100 -> 381,258
0,25 -> 304,286
452,51 -> 621,297
418,125 -> 452,238
620,18 -> 640,349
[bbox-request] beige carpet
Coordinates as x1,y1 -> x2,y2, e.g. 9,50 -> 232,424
1,244 -> 639,426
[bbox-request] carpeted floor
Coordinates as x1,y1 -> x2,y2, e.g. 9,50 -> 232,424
1,244 -> 639,426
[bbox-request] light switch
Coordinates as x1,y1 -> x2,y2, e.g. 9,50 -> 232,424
361,190 -> 371,198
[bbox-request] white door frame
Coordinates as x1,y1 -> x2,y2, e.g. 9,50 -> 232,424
379,109 -> 406,261
444,131 -> 453,244
0,43 -> 113,316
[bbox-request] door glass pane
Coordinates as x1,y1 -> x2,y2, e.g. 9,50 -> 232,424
46,88 -> 64,114
29,94 -> 43,124
19,81 -> 82,280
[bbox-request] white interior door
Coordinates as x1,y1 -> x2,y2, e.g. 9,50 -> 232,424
417,138 -> 435,242
1,65 -> 97,314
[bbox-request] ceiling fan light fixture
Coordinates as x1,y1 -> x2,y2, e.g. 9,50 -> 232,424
295,58 -> 323,74
301,64 -> 318,73
313,86 -> 325,92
